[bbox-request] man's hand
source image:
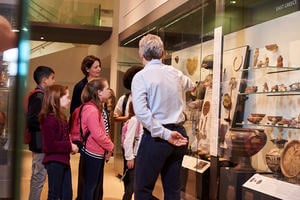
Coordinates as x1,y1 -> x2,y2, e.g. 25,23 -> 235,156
168,131 -> 188,146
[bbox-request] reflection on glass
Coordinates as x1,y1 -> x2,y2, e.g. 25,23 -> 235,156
28,0 -> 113,27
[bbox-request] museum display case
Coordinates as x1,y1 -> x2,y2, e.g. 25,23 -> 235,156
217,5 -> 300,200
0,0 -> 30,198
0,59 -> 14,198
117,0 -> 300,199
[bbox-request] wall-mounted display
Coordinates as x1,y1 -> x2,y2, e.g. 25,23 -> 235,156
231,40 -> 300,187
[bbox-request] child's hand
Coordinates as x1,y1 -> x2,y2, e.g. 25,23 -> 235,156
105,151 -> 112,162
71,143 -> 79,154
126,159 -> 135,169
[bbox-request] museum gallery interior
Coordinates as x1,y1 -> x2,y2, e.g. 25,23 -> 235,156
0,0 -> 300,199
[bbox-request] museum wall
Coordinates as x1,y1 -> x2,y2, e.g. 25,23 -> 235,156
28,45 -> 111,115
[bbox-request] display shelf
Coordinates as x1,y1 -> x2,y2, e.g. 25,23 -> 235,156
236,56 -> 300,185
236,122 -> 300,130
242,66 -> 300,73
239,90 -> 300,96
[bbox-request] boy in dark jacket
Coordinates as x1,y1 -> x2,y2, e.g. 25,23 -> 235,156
26,66 -> 55,200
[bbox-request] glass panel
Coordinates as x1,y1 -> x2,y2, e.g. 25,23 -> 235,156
28,0 -> 113,27
0,0 -> 26,198
222,0 -> 299,34
220,0 -> 300,184
117,1 -> 218,199
118,0 -> 300,198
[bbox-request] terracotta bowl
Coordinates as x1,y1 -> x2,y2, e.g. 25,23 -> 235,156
251,113 -> 266,118
267,116 -> 283,124
247,116 -> 263,124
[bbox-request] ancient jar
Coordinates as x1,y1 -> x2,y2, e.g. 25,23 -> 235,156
228,128 -> 267,171
265,139 -> 288,177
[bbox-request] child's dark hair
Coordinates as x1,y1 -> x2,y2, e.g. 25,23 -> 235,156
123,65 -> 143,90
33,66 -> 55,85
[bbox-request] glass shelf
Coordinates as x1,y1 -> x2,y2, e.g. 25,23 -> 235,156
236,123 -> 300,130
242,66 -> 300,73
239,90 -> 300,96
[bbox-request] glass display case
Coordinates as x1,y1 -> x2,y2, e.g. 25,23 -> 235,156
0,0 -> 30,198
0,59 -> 14,198
218,6 -> 300,199
118,0 -> 300,199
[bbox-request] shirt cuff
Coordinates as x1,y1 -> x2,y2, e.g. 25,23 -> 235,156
163,129 -> 171,141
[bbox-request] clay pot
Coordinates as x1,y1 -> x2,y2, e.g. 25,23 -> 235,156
265,139 -> 287,177
228,128 -> 267,171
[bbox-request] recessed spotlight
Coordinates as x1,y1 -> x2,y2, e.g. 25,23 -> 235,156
40,36 -> 44,40
230,0 -> 236,4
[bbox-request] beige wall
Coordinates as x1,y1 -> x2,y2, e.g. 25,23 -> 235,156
28,46 -> 87,92
28,45 -> 109,100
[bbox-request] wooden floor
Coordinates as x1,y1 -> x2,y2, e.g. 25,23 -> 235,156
20,150 -> 124,200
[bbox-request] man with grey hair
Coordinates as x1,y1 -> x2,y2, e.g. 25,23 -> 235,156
131,34 -> 194,200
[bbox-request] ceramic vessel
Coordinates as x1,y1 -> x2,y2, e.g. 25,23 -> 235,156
267,116 -> 283,125
265,139 -> 288,177
247,116 -> 263,124
228,128 -> 267,171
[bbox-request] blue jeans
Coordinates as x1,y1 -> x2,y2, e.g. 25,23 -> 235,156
29,152 -> 47,200
134,125 -> 188,200
45,162 -> 72,200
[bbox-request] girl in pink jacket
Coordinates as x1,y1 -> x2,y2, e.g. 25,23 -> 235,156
78,78 -> 114,200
